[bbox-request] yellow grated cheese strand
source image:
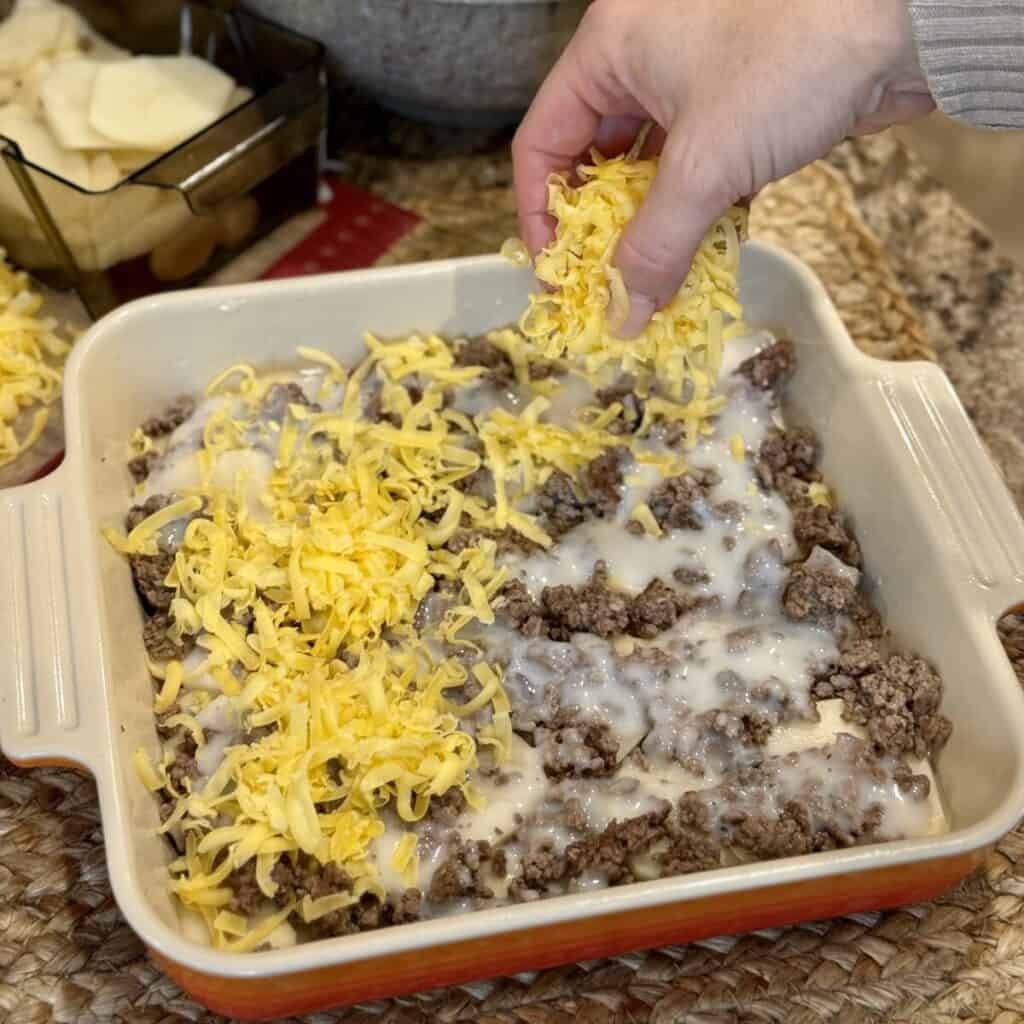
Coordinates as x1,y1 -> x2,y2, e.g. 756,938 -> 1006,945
0,253 -> 73,469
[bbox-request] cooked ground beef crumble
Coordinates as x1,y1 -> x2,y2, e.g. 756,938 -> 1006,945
123,332 -> 950,946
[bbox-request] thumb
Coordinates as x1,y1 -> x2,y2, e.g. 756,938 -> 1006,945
611,141 -> 730,339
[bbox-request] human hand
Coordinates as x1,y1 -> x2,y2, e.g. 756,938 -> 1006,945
512,0 -> 934,336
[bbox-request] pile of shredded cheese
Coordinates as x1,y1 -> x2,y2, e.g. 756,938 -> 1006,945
111,330 -> 654,949
508,150 -> 748,438
0,251 -> 70,468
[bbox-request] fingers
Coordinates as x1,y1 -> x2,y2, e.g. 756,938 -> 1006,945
512,45 -> 603,255
852,87 -> 935,135
612,137 -> 731,338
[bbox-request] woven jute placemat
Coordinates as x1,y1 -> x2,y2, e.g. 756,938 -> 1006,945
2,135 -> 1023,1024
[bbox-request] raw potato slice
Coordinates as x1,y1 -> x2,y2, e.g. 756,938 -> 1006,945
0,0 -> 66,75
88,55 -> 236,152
226,84 -> 254,111
0,102 -> 88,185
88,151 -> 120,191
0,104 -> 89,228
15,54 -> 53,116
40,58 -> 120,150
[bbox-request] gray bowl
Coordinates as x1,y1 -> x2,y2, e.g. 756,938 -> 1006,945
242,0 -> 589,127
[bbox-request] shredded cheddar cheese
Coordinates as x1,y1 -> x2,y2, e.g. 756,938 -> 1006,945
0,252 -> 72,468
512,150 -> 746,439
808,481 -> 833,508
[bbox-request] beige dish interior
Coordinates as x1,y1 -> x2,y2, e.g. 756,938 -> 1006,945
1,242 -> 1024,979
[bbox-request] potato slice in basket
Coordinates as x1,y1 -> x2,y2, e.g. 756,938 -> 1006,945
0,0 -> 66,75
40,57 -> 120,150
88,55 -> 236,152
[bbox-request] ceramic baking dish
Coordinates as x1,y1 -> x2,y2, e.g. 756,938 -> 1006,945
2,243 -> 1023,1020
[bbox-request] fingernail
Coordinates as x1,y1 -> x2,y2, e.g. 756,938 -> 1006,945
614,293 -> 656,339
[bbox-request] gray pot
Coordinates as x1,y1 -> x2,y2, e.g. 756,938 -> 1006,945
243,0 -> 589,127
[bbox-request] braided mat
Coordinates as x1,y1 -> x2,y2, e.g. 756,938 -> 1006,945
3,135 -> 1024,1024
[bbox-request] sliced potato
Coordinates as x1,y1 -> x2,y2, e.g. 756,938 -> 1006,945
226,84 -> 254,112
40,57 -> 120,150
13,54 -> 53,116
0,0 -> 66,75
88,151 -> 120,191
0,102 -> 89,186
88,55 -> 235,151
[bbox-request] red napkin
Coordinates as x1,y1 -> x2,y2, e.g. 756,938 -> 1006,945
261,178 -> 421,279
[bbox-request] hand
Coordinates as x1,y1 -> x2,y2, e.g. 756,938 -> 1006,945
512,0 -> 934,337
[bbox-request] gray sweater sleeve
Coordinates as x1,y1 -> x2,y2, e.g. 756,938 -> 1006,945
908,1 -> 1024,127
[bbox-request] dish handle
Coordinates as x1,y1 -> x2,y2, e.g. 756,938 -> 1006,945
0,468 -> 105,773
879,366 -> 1024,620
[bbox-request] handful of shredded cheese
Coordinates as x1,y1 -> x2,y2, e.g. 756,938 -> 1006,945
514,151 -> 747,425
0,252 -> 70,468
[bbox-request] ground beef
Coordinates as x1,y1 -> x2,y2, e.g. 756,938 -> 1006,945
428,787 -> 467,825
583,448 -> 626,517
451,465 -> 493,498
510,807 -> 672,900
730,798 -> 868,859
792,503 -> 862,567
756,427 -> 821,492
446,526 -> 539,559
542,561 -> 631,639
673,566 -> 711,586
271,853 -> 353,905
427,840 -> 496,902
166,734 -> 197,791
130,551 -> 176,611
124,494 -> 175,533
226,854 -> 421,936
709,707 -> 775,746
507,568 -> 705,641
563,806 -> 671,884
362,384 -> 390,424
226,859 -> 263,916
627,578 -> 690,638
737,338 -> 796,394
537,710 -> 619,779
782,565 -> 858,627
1001,613 -> 1024,687
453,337 -> 515,388
497,579 -> 545,636
537,450 -> 626,535
595,376 -> 645,434
262,381 -> 319,421
142,610 -> 193,661
510,845 -> 567,901
817,648 -> 952,758
894,764 -> 932,802
713,500 -> 744,524
128,451 -> 159,483
271,853 -> 359,938
659,808 -> 721,875
646,470 -> 719,531
689,736 -> 903,859
141,396 -> 195,438
537,470 -> 588,534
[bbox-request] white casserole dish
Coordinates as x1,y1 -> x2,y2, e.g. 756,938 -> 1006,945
1,242 -> 1023,1020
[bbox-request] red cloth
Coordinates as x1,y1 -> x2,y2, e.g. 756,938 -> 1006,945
261,178 -> 420,279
